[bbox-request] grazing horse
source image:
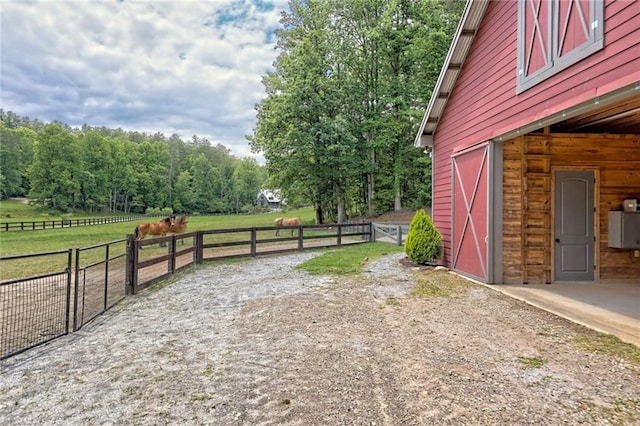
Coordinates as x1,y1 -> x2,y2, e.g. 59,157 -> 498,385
170,214 -> 189,234
169,214 -> 189,244
274,217 -> 302,236
134,216 -> 175,244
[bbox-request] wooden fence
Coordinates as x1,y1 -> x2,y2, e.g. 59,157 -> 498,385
129,223 -> 373,294
1,222 -> 373,359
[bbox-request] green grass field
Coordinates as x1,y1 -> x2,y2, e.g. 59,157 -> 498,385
0,201 -> 317,257
0,200 -> 399,282
0,199 -> 142,222
0,202 -> 322,280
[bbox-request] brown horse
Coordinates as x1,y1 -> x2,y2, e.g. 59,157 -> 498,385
134,216 -> 175,243
169,214 -> 189,244
170,214 -> 189,234
274,217 -> 302,236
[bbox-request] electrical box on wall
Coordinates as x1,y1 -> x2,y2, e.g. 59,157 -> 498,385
608,211 -> 640,249
623,199 -> 639,212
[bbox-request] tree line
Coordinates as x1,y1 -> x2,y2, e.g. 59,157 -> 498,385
0,112 -> 265,215
1,0 -> 463,222
249,0 -> 463,223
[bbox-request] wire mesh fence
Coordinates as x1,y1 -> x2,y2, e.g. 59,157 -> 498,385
74,239 -> 128,331
0,250 -> 72,360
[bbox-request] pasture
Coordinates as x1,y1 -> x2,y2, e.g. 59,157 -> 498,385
0,203 -> 316,281
0,204 -> 316,256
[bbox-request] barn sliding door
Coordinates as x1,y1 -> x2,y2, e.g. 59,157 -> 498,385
451,143 -> 490,282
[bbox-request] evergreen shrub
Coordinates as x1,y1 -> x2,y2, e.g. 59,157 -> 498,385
405,209 -> 443,265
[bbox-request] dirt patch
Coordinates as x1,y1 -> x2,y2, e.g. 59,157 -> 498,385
7,197 -> 29,204
1,252 -> 638,425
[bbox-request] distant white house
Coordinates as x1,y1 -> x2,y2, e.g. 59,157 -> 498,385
257,189 -> 284,210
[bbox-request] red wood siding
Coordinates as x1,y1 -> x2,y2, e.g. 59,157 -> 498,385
431,0 -> 639,267
452,144 -> 489,280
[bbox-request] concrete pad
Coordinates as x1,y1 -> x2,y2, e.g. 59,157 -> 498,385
482,282 -> 640,347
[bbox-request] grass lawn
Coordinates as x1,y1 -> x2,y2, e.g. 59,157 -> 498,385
0,205 -> 341,280
0,199 -> 142,222
0,204 -> 317,257
297,243 -> 404,276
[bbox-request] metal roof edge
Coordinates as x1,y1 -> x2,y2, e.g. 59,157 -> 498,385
490,81 -> 640,142
414,0 -> 490,147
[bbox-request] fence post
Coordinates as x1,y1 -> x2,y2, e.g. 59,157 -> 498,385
298,226 -> 303,250
169,236 -> 176,274
73,248 -> 80,331
104,243 -> 110,311
125,234 -> 136,295
65,249 -> 73,335
337,224 -> 342,246
196,231 -> 203,264
396,225 -> 402,246
250,228 -> 257,256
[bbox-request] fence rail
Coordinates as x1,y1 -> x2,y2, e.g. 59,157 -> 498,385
0,214 -> 169,232
1,222 -> 373,360
129,223 -> 372,294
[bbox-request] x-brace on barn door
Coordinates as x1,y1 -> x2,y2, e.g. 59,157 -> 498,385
452,143 -> 489,282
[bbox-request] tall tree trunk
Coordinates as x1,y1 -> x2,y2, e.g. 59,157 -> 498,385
394,190 -> 402,211
315,203 -> 324,225
394,143 -> 403,211
336,184 -> 345,224
367,149 -> 375,216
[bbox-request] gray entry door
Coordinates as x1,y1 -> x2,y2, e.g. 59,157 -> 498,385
554,171 -> 595,281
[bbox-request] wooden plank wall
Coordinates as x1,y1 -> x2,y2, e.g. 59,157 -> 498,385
503,138 -> 525,283
503,133 -> 640,284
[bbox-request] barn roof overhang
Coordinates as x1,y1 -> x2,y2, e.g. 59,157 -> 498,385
492,82 -> 640,140
415,1 -> 640,148
414,0 -> 489,148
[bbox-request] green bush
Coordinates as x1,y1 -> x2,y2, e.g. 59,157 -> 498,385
405,209 -> 443,265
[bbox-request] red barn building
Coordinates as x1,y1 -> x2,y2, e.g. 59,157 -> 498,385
415,0 -> 640,284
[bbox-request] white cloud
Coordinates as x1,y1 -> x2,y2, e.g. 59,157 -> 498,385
0,0 -> 289,164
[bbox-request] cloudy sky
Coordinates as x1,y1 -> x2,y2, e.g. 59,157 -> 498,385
1,0 -> 290,163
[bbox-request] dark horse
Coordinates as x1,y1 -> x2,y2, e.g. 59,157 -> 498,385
134,216 -> 175,245
274,217 -> 302,236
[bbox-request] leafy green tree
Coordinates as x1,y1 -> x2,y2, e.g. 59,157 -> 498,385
252,0 -> 463,221
251,0 -> 358,223
173,170 -> 194,213
27,124 -> 81,212
190,153 -> 224,213
78,131 -> 113,211
0,124 -> 35,199
133,141 -> 171,210
232,158 -> 263,213
107,137 -> 137,213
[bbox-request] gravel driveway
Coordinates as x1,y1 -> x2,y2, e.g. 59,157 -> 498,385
1,252 -> 638,425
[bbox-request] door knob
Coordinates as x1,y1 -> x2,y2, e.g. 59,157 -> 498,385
555,238 -> 560,243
